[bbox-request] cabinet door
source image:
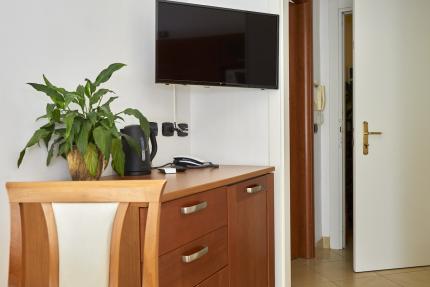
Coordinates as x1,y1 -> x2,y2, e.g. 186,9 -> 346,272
228,174 -> 274,287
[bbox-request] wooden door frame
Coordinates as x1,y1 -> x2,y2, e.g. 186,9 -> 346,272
289,0 -> 315,259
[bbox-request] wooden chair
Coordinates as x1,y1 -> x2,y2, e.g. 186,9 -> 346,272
6,180 -> 166,287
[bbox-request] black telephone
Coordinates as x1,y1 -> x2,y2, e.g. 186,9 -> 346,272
173,156 -> 219,169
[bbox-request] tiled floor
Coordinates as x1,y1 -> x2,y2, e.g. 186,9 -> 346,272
292,244 -> 430,287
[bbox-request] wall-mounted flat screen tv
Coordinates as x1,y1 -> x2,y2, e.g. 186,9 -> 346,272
156,1 -> 279,89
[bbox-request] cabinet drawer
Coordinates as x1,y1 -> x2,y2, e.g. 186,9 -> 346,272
196,267 -> 229,287
159,187 -> 227,255
159,227 -> 228,287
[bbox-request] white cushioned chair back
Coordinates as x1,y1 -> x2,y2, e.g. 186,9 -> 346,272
52,203 -> 119,287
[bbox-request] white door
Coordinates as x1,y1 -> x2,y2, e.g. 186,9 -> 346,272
354,0 -> 430,272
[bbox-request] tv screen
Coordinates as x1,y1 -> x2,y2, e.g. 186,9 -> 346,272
156,1 -> 279,89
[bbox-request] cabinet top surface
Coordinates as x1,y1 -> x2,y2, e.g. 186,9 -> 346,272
105,165 -> 274,202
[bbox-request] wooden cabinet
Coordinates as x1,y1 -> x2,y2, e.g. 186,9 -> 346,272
228,174 -> 275,287
119,166 -> 274,287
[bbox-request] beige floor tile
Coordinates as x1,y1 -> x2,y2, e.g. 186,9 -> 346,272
292,263 -> 316,276
313,261 -> 377,282
292,272 -> 334,287
375,266 -> 430,276
292,280 -> 338,287
315,248 -> 345,262
333,248 -> 353,262
381,270 -> 430,287
332,277 -> 401,287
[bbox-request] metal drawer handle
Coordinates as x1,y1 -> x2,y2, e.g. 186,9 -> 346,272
182,246 -> 209,263
246,185 -> 263,194
181,201 -> 208,215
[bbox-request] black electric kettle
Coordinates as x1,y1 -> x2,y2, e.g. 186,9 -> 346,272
121,123 -> 158,175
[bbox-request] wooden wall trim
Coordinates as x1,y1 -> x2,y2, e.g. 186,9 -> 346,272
289,0 -> 315,259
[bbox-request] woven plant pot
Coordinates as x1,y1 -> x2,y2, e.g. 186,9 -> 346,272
67,147 -> 104,181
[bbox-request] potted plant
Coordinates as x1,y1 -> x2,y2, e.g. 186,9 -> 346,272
17,63 -> 148,180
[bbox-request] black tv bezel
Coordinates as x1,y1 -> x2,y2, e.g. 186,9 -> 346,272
155,0 -> 280,90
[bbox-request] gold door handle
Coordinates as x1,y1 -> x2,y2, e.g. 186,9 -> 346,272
364,131 -> 383,136
363,121 -> 383,155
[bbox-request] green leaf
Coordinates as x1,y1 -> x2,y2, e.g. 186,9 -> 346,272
85,78 -> 96,93
46,103 -> 55,114
94,63 -> 126,87
46,145 -> 55,166
64,93 -> 76,107
75,85 -> 86,110
87,112 -> 98,125
36,114 -> 48,121
17,149 -> 26,168
101,96 -> 118,107
26,128 -> 52,148
43,75 -> 68,95
84,143 -> 99,177
17,128 -> 52,167
90,89 -> 112,106
64,112 -> 76,139
51,109 -> 61,122
41,123 -> 55,148
28,83 -> 65,108
110,127 -> 121,138
123,108 -> 150,139
76,85 -> 85,97
93,126 -> 112,160
55,128 -> 66,136
38,104 -> 59,122
115,115 -> 125,122
77,120 -> 92,154
121,133 -> 142,157
99,119 -> 113,130
98,106 -> 114,125
58,141 -> 71,157
68,117 -> 82,147
85,80 -> 92,98
43,74 -> 52,86
46,137 -> 64,166
111,138 -> 125,176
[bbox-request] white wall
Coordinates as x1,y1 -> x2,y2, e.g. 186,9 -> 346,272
0,0 -> 288,286
0,0 -> 192,285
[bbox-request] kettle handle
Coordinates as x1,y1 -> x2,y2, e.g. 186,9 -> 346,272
149,127 -> 158,162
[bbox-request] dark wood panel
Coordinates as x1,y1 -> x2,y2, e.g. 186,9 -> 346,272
228,175 -> 270,287
159,227 -> 228,287
289,0 -> 315,259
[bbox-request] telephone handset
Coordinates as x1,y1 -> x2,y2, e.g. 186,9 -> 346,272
173,156 -> 219,169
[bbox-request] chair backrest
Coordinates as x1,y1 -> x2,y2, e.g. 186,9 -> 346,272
6,180 -> 166,287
